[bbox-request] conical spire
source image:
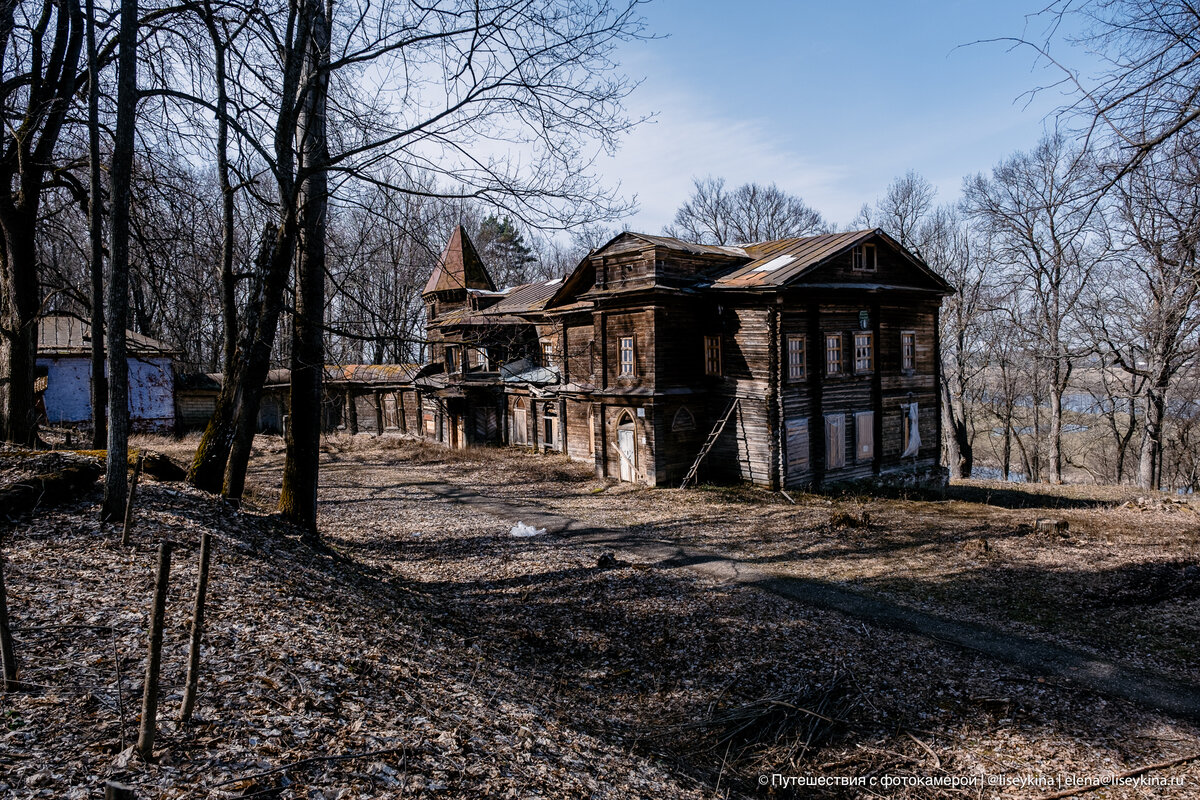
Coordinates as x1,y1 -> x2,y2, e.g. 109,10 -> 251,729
423,225 -> 497,295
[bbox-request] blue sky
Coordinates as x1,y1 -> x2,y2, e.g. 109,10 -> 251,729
601,0 -> 1096,232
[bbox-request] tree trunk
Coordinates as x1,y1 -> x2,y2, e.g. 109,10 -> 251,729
1048,378 -> 1064,485
939,377 -> 973,479
86,0 -> 107,449
101,0 -> 138,522
278,0 -> 330,535
204,9 -> 238,376
1139,387 -> 1166,491
0,222 -> 39,446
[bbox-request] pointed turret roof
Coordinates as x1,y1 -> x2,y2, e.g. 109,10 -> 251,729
423,225 -> 496,295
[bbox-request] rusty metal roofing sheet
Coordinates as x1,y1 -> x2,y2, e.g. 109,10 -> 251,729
711,230 -> 876,288
487,277 -> 562,314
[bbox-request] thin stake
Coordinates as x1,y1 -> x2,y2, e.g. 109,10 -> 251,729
110,624 -> 126,751
137,541 -> 172,761
122,452 -> 145,546
0,548 -> 17,692
180,531 -> 212,724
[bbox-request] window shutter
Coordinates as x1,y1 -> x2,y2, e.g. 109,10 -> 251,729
786,418 -> 809,471
855,411 -> 874,461
825,413 -> 846,469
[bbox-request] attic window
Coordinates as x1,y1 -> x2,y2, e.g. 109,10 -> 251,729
752,254 -> 795,273
851,243 -> 876,271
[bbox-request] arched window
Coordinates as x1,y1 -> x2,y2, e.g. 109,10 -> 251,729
672,406 -> 695,432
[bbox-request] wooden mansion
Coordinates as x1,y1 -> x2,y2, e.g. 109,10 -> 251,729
403,225 -> 954,490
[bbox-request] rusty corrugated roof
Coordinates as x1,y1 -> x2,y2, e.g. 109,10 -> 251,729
710,230 -> 877,288
488,277 -> 562,315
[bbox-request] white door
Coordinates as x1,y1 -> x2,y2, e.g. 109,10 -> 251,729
617,426 -> 635,482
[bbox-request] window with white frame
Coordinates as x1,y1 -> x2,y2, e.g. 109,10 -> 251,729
475,347 -> 488,368
901,331 -> 915,372
786,334 -> 806,381
619,336 -> 635,376
704,335 -> 722,376
854,332 -> 873,373
541,341 -> 554,368
851,242 -> 877,271
826,333 -> 843,376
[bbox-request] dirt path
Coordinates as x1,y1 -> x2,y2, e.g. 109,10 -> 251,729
415,475 -> 1200,723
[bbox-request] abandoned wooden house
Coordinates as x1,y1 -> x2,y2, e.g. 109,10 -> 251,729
418,225 -> 954,489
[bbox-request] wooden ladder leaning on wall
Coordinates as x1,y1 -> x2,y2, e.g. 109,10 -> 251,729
680,398 -> 740,489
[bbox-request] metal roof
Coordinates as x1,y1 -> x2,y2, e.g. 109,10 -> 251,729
710,230 -> 877,288
37,314 -> 178,356
488,278 -> 562,315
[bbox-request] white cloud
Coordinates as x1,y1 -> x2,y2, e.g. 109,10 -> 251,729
600,89 -> 852,233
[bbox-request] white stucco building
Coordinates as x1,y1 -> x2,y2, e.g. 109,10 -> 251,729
37,315 -> 178,432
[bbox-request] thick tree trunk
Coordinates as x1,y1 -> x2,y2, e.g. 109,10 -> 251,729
0,223 -> 39,446
188,223 -> 291,496
1139,387 -> 1166,491
101,0 -> 138,522
86,0 -> 107,449
939,378 -> 972,479
278,0 -> 329,535
1048,378 -> 1064,485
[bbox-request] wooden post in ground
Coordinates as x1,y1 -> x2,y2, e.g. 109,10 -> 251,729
121,452 -> 145,546
0,548 -> 17,691
105,781 -> 136,800
179,531 -> 211,724
137,542 -> 171,760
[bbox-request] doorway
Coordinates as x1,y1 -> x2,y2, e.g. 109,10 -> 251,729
617,412 -> 636,482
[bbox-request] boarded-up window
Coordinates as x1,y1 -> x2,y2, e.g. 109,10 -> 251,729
786,417 -> 809,472
901,331 -> 915,371
854,332 -> 873,373
423,411 -> 435,435
704,335 -> 721,376
825,413 -> 846,469
855,411 -> 874,461
619,336 -> 635,376
786,334 -> 806,381
826,334 -> 842,376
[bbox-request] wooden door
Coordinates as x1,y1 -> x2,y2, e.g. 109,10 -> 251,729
617,425 -> 635,482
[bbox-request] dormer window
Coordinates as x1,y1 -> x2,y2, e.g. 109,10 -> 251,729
851,242 -> 877,272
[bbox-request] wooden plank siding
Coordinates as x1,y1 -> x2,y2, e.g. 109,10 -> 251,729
412,226 -> 951,490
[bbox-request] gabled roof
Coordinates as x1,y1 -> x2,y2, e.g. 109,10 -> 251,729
38,314 -> 178,357
423,225 -> 496,295
711,229 -> 953,292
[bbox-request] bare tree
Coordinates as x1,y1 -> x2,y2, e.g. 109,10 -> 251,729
855,170 -> 937,254
964,135 -> 1109,484
100,0 -> 137,522
1027,1 -> 1200,180
0,0 -> 85,445
665,176 -> 827,245
1091,139 -> 1200,489
922,205 -> 989,479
